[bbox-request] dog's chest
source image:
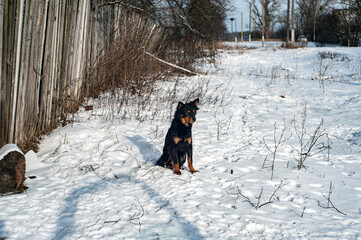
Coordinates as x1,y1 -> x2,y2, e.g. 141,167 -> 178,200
173,136 -> 192,145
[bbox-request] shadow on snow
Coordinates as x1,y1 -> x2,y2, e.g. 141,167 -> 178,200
53,135 -> 203,239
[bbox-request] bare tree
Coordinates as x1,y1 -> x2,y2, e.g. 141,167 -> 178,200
107,0 -> 231,67
249,0 -> 281,39
296,0 -> 334,41
286,0 -> 291,44
334,0 -> 361,46
291,0 -> 295,43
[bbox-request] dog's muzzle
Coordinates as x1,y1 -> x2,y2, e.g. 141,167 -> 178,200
182,116 -> 195,126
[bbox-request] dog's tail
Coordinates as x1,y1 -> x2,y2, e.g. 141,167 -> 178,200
156,154 -> 167,166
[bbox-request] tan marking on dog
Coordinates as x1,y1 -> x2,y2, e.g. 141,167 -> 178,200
181,118 -> 186,125
181,117 -> 190,126
173,162 -> 181,175
173,137 -> 182,144
185,137 -> 192,144
187,156 -> 198,174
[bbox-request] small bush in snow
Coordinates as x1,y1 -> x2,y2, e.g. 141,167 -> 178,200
292,106 -> 332,170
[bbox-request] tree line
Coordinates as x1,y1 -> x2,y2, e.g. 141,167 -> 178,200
249,0 -> 360,46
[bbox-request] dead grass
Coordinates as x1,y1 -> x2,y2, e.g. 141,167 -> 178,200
82,10 -> 167,100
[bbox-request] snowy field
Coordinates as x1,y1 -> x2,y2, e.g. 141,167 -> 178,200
1,42 -> 361,239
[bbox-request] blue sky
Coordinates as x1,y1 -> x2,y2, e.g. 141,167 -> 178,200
227,0 -> 251,33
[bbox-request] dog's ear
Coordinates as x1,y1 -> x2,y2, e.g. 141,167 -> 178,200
177,102 -> 184,111
192,98 -> 199,107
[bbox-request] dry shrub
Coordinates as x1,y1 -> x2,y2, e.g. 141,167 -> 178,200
218,44 -> 235,51
82,9 -> 167,100
81,8 -> 220,122
161,34 -> 219,70
282,42 -> 297,49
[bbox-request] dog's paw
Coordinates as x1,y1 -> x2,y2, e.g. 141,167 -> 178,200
174,170 -> 182,175
189,166 -> 198,174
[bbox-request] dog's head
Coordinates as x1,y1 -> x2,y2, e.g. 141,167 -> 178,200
175,98 -> 199,127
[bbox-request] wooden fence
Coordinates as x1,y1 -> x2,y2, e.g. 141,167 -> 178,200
0,0 -> 146,150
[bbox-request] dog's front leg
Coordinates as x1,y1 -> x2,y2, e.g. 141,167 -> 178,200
187,143 -> 198,174
170,148 -> 181,175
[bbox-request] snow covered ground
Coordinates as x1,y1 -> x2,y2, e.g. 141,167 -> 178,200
1,42 -> 361,239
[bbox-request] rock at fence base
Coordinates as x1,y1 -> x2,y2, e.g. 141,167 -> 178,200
0,147 -> 26,194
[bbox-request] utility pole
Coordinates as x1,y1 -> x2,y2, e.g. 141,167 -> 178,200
235,18 -> 237,42
291,0 -> 295,44
249,2 -> 252,42
262,0 -> 265,47
241,12 -> 244,42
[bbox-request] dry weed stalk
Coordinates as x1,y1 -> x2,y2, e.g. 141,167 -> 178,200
263,120 -> 292,180
313,52 -> 334,93
293,106 -> 332,170
83,9 -> 167,100
212,81 -> 233,140
317,181 -> 347,216
233,180 -> 287,210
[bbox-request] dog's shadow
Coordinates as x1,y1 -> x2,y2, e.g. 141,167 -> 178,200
126,135 -> 161,165
125,135 -> 204,239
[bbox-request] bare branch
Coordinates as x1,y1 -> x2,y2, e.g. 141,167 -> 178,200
263,120 -> 292,179
235,180 -> 287,210
317,181 -> 347,216
293,105 -> 332,170
128,198 -> 145,232
142,49 -> 199,76
98,1 -> 146,12
300,206 -> 306,217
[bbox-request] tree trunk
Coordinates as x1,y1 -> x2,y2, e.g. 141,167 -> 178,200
262,0 -> 265,46
291,0 -> 295,43
286,0 -> 290,45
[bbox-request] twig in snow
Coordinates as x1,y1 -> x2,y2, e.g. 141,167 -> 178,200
142,48 -> 199,76
90,164 -> 101,177
234,180 -> 287,210
214,112 -> 233,140
225,174 -> 247,182
213,84 -> 234,140
292,105 -> 332,170
317,181 -> 347,216
128,198 -> 145,232
104,217 -> 120,224
263,120 -> 292,180
236,186 -> 257,208
300,206 -> 306,217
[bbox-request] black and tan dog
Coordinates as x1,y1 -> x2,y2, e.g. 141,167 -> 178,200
156,98 -> 199,175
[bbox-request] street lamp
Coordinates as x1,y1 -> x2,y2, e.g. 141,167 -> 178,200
230,18 -> 235,41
